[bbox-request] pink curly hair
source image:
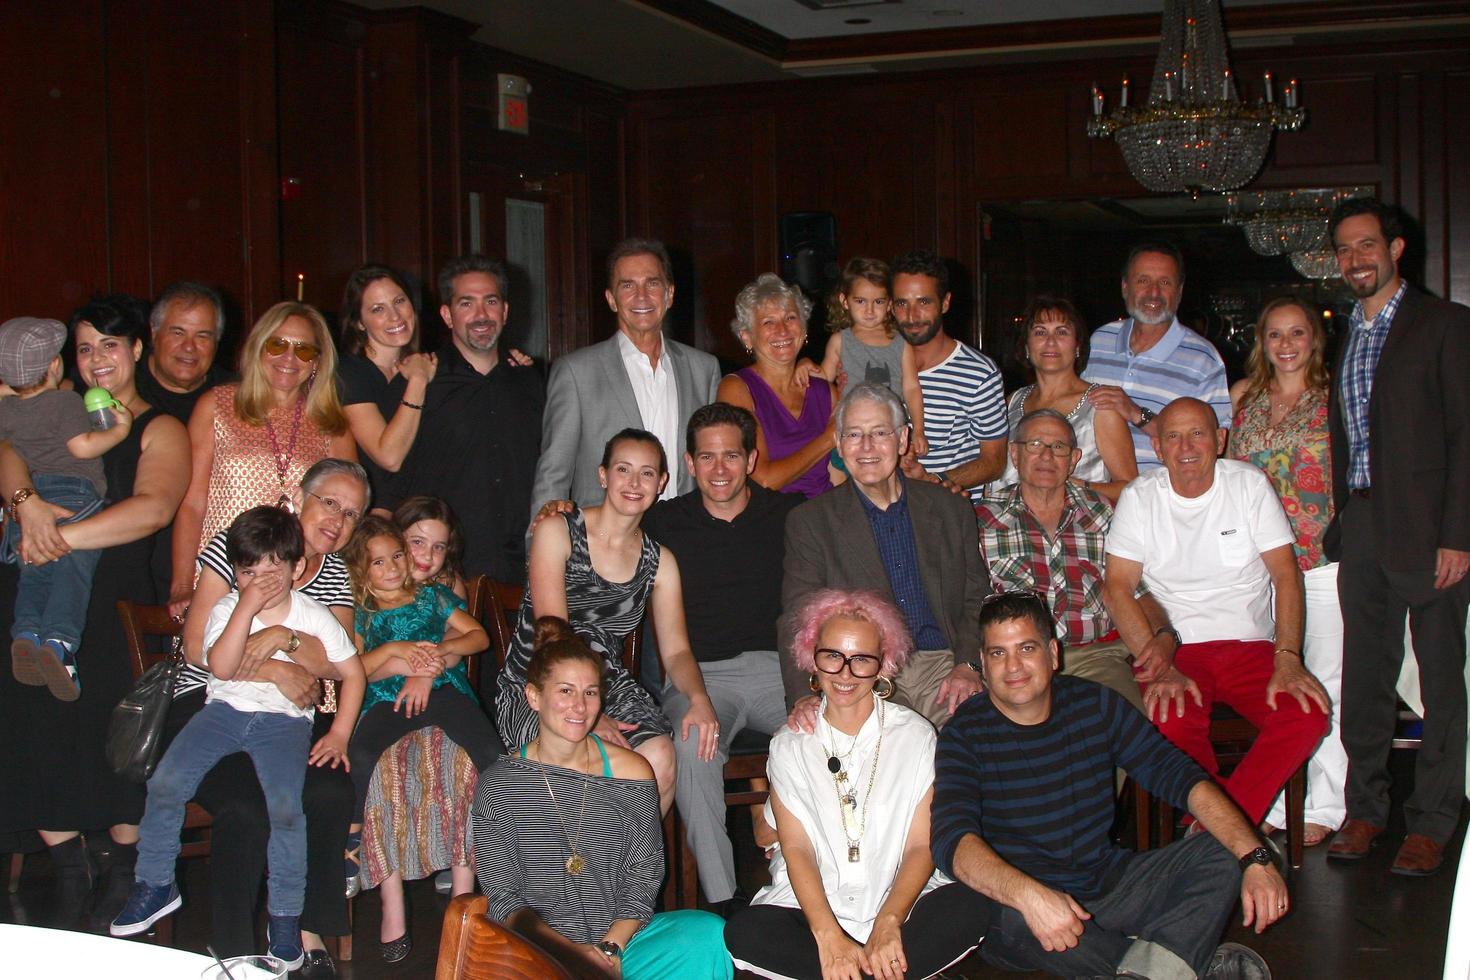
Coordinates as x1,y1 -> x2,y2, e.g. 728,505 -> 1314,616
784,588 -> 914,676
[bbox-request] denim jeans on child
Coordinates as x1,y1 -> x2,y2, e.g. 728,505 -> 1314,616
2,473 -> 104,648
136,701 -> 312,917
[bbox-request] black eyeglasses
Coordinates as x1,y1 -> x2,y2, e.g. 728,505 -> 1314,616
813,648 -> 882,677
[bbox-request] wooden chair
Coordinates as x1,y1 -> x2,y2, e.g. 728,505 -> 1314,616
435,893 -> 588,980
116,600 -> 356,958
672,727 -> 772,908
1131,705 -> 1308,868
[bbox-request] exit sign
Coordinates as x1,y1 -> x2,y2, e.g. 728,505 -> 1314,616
498,73 -> 530,134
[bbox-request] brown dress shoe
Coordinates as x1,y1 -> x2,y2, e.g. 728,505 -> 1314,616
1391,834 -> 1445,876
1326,818 -> 1384,861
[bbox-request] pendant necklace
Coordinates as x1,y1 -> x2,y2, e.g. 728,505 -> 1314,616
823,699 -> 884,862
532,741 -> 591,875
264,392 -> 306,511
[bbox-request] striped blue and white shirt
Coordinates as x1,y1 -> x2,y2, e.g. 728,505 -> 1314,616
917,340 -> 1007,502
1338,281 -> 1407,489
1082,317 -> 1230,469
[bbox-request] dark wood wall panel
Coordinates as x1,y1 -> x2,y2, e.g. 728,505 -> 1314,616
627,39 -> 1470,352
0,1 -> 110,318
0,0 -> 278,328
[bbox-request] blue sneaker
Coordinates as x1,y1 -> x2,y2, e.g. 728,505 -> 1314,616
10,631 -> 42,686
110,880 -> 181,936
39,638 -> 80,701
268,914 -> 305,970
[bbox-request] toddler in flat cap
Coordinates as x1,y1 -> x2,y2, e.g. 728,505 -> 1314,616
0,316 -> 132,700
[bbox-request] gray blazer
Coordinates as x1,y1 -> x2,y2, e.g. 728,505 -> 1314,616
779,477 -> 989,708
529,333 -> 720,518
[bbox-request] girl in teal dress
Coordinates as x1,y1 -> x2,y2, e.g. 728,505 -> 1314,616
341,515 -> 500,961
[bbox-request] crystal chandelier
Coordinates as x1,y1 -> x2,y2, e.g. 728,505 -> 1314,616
1224,187 -> 1371,256
1086,0 -> 1305,196
1289,250 -> 1342,280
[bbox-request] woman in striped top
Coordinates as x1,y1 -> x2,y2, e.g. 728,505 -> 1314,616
473,617 -> 731,979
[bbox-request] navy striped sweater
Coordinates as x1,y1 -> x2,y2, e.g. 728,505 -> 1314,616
931,675 -> 1207,901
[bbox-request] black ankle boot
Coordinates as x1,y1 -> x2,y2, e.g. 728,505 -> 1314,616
47,836 -> 96,930
92,840 -> 137,927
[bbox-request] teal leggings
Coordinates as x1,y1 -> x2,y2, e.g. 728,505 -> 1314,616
624,910 -> 733,980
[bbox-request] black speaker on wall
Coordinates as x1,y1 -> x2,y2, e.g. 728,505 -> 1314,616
780,211 -> 838,301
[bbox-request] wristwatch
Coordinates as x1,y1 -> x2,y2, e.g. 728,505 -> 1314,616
1239,845 -> 1273,872
1154,626 -> 1182,646
7,486 -> 36,517
285,630 -> 301,654
595,940 -> 623,961
1134,406 -> 1156,427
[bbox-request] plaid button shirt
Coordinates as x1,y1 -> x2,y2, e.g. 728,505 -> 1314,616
976,483 -> 1115,645
1338,280 -> 1407,489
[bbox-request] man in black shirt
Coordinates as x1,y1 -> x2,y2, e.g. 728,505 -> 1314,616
642,403 -> 799,913
137,281 -> 231,423
385,255 -> 544,594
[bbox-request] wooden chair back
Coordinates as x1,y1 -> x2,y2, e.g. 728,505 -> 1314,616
462,575 -> 491,689
115,599 -> 183,681
435,894 -> 583,980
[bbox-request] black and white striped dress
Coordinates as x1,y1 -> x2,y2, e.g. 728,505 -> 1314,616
471,755 -> 663,941
494,507 -> 672,748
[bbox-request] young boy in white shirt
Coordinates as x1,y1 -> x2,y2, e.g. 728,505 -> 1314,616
112,506 -> 364,969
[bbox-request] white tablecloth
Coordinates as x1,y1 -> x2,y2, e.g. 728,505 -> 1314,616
2,924 -> 217,978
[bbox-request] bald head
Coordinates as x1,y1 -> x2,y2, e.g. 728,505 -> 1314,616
1157,397 -> 1215,431
1152,397 -> 1225,497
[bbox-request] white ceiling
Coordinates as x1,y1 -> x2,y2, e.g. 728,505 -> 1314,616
353,0 -> 1470,90
708,0 -> 1276,40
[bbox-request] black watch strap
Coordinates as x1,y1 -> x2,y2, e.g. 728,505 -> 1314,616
1239,845 -> 1272,872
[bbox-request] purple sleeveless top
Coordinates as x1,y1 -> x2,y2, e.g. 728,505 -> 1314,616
738,366 -> 832,499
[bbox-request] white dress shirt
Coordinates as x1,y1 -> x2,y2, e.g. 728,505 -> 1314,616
615,330 -> 679,501
755,695 -> 947,940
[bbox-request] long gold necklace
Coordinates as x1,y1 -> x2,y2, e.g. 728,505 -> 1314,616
532,740 -> 591,875
823,699 -> 884,862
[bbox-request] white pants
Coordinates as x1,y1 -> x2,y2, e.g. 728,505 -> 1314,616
1266,563 -> 1347,830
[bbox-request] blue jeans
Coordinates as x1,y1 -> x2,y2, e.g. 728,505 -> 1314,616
3,473 -> 104,648
137,701 -> 312,917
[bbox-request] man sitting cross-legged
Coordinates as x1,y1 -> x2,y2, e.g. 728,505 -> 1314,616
1103,397 -> 1328,825
932,591 -> 1289,980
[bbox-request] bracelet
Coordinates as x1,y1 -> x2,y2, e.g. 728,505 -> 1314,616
1273,648 -> 1302,659
400,398 -> 423,410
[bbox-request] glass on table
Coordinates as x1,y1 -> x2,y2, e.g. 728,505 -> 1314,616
200,955 -> 289,980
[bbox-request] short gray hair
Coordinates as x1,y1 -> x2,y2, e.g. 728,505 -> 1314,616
1014,408 -> 1077,445
835,381 -> 908,434
150,281 -> 225,340
300,457 -> 371,509
731,273 -> 812,343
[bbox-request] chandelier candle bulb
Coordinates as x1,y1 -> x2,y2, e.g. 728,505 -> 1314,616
1092,83 -> 1104,117
1121,76 -> 1129,107
296,273 -> 304,301
1264,71 -> 1274,103
1224,69 -> 1235,101
1286,79 -> 1298,109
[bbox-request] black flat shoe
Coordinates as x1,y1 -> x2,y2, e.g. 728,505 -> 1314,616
380,933 -> 412,963
299,948 -> 338,978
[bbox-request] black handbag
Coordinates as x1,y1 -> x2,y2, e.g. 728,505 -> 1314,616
106,640 -> 185,783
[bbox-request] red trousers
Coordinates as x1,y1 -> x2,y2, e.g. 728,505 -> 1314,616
1144,639 -> 1328,823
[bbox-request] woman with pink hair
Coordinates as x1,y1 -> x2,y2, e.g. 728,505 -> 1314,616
725,589 -> 987,980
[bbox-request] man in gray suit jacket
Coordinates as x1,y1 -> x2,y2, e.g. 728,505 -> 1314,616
529,238 -> 720,518
782,382 -> 990,727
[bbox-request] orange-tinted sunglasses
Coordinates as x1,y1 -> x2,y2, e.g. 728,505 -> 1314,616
263,335 -> 321,362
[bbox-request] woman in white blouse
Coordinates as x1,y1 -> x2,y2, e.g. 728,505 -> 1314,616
725,589 -> 987,980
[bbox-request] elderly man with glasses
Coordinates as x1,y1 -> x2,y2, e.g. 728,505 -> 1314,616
975,408 -> 1160,714
780,382 -> 990,728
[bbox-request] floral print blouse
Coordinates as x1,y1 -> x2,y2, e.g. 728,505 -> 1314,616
1229,385 -> 1333,571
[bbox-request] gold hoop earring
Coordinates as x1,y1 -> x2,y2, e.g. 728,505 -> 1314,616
809,673 -> 822,694
873,676 -> 895,700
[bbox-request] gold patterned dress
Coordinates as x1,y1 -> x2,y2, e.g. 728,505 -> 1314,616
198,383 -> 335,550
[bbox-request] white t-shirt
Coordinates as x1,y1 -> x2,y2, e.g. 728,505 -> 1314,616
753,697 -> 947,941
1106,460 -> 1293,644
202,589 -> 357,719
